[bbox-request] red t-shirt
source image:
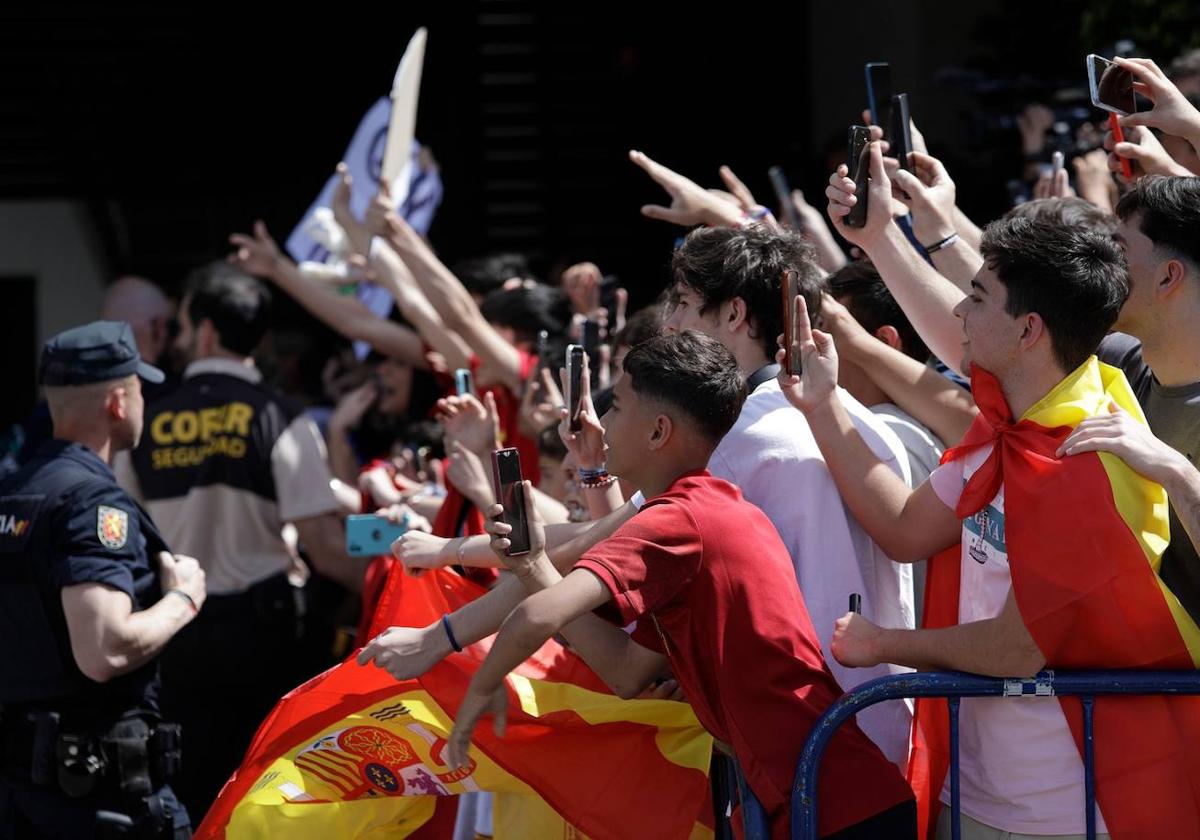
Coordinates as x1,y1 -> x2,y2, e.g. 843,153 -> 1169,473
576,471 -> 913,838
469,348 -> 540,484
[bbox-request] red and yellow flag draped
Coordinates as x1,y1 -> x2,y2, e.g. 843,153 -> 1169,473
195,568 -> 714,839
908,357 -> 1200,840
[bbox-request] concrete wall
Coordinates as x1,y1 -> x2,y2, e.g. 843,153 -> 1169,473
0,200 -> 108,404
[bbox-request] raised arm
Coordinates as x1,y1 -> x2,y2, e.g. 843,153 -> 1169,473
229,221 -> 427,366
821,294 -> 976,446
778,295 -> 961,561
380,209 -> 526,391
827,142 -> 970,374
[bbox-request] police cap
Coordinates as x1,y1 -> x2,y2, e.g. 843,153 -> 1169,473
39,320 -> 165,386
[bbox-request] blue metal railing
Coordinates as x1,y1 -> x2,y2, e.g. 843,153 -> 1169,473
787,669 -> 1200,840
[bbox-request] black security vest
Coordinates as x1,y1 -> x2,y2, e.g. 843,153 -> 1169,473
130,373 -> 301,505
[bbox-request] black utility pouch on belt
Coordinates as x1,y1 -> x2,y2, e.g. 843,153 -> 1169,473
148,723 -> 181,788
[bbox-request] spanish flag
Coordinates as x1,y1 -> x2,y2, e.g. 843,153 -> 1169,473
195,567 -> 714,839
908,357 -> 1200,840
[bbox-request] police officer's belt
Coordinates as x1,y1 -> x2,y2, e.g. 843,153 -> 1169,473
0,709 -> 181,800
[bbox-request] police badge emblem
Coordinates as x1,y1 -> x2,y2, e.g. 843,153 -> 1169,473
97,505 -> 129,549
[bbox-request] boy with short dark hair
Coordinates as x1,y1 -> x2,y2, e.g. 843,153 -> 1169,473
447,331 -> 916,838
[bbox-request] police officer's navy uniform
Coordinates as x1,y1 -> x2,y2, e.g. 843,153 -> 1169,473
0,322 -> 189,839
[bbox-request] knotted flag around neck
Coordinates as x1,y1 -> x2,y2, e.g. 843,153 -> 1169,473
195,567 -> 714,839
907,357 -> 1200,840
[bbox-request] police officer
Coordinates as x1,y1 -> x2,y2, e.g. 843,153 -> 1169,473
0,321 -> 206,839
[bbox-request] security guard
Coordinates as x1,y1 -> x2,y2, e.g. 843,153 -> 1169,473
0,321 -> 206,839
121,262 -> 361,821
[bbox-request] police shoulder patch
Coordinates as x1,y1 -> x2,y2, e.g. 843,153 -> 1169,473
97,505 -> 129,550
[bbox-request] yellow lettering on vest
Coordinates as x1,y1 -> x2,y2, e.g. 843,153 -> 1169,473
199,407 -> 223,442
172,412 -> 198,443
227,402 -> 253,437
151,412 -> 174,445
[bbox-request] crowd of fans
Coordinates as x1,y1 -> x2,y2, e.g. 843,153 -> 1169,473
7,43 -> 1200,840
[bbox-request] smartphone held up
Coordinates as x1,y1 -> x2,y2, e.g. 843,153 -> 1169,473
1086,53 -> 1136,179
781,270 -> 803,378
491,447 -> 531,556
845,126 -> 872,229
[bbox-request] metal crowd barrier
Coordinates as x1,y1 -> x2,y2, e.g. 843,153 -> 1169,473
784,670 -> 1200,840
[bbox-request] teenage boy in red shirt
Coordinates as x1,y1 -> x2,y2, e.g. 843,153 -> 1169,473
446,331 -> 916,839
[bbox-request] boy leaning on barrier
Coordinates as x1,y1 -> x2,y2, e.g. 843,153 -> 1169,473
788,145 -> 1200,840
444,331 -> 916,840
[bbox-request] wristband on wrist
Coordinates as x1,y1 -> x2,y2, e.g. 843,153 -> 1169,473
923,232 -> 960,254
577,464 -> 608,481
166,588 -> 198,614
456,537 -> 469,565
441,613 -> 463,653
581,474 -> 617,489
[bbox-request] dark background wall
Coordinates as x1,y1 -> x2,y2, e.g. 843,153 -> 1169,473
3,0 -> 1198,428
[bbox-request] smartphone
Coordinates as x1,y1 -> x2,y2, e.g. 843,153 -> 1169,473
454,368 -> 475,398
768,166 -> 804,232
566,344 -> 585,432
845,126 -> 872,229
582,319 -> 601,356
1086,54 -> 1136,179
490,448 -> 530,556
1087,54 -> 1135,115
345,514 -> 409,557
890,94 -> 914,175
865,62 -> 893,139
536,330 -> 551,375
415,445 -> 434,481
599,275 -> 621,320
781,270 -> 803,377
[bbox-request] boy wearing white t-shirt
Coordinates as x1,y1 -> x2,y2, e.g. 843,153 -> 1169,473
664,225 -> 916,766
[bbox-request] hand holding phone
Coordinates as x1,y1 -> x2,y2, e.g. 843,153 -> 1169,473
845,126 -> 873,229
781,271 -> 803,377
454,368 -> 475,398
346,513 -> 410,557
566,345 -> 585,432
1087,54 -> 1136,179
490,448 -> 531,556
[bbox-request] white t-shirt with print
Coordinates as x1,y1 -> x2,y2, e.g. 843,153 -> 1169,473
708,379 -> 915,767
929,444 -> 1107,835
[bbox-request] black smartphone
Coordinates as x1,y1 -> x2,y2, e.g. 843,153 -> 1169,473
454,368 -> 475,398
865,62 -> 893,139
845,126 -> 872,229
582,319 -> 601,356
781,270 -> 803,377
890,94 -> 914,175
566,344 -> 585,432
849,593 -> 862,614
490,447 -> 530,556
768,166 -> 804,232
1087,53 -> 1135,116
599,275 -> 621,321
